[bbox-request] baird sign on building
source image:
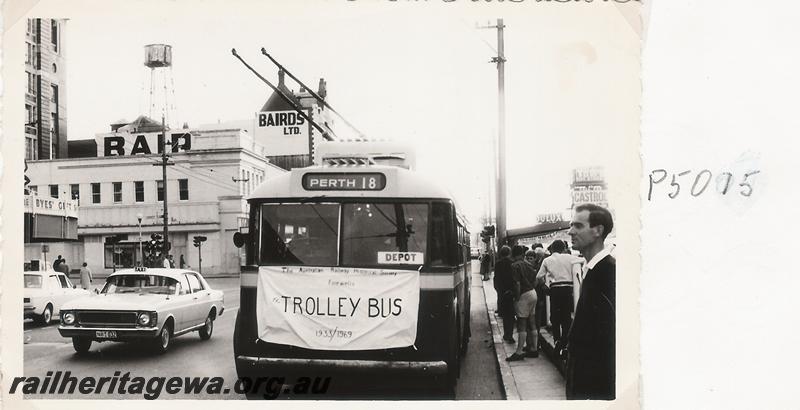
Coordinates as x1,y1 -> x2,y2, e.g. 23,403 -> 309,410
100,132 -> 192,156
254,110 -> 312,156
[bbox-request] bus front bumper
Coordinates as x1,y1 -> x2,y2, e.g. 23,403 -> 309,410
236,355 -> 448,376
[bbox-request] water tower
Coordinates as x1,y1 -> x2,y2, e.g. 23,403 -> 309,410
144,44 -> 176,127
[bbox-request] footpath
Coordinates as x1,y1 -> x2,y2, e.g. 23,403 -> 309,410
482,277 -> 566,400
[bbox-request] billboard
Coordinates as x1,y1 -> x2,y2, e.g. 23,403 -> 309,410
254,110 -> 312,156
99,132 -> 192,157
571,185 -> 609,209
572,166 -> 605,186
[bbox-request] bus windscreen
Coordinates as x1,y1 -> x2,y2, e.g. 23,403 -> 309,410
341,203 -> 428,266
258,202 -> 432,267
259,204 -> 340,266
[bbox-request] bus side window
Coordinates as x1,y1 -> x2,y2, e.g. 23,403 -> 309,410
430,202 -> 455,267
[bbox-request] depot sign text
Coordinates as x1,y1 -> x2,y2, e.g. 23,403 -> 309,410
102,133 -> 192,156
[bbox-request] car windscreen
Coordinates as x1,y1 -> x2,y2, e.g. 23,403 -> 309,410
102,275 -> 178,295
341,203 -> 429,267
259,203 -> 339,266
24,274 -> 43,288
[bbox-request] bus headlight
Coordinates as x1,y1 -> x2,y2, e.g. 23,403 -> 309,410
137,312 -> 151,326
62,312 -> 75,325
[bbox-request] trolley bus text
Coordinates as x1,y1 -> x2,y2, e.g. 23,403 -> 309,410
278,296 -> 403,318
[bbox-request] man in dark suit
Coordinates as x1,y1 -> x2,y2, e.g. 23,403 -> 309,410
565,203 -> 615,400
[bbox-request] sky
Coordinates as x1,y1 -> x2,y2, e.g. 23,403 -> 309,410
43,0 -> 639,234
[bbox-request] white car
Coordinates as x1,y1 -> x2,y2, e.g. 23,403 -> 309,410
58,267 -> 225,354
24,268 -> 91,325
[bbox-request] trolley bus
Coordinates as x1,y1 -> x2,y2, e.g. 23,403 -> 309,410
232,154 -> 471,397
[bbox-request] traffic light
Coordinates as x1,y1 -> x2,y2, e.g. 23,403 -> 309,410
193,235 -> 207,247
481,225 -> 496,243
149,233 -> 164,256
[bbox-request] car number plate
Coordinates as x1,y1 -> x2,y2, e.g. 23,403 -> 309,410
95,330 -> 117,339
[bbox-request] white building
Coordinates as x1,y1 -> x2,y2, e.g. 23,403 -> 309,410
25,117 -> 286,275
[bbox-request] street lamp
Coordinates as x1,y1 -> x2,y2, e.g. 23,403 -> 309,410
136,213 -> 143,265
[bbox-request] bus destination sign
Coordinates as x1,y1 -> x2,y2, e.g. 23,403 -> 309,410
303,173 -> 387,191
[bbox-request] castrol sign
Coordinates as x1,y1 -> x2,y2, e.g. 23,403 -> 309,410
254,110 -> 312,156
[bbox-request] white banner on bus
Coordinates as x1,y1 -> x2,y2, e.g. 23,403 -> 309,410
256,266 -> 420,350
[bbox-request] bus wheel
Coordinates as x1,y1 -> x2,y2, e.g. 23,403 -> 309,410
437,376 -> 456,399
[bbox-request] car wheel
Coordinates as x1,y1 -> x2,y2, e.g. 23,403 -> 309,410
199,315 -> 214,340
154,323 -> 172,354
72,337 -> 91,354
37,304 -> 53,325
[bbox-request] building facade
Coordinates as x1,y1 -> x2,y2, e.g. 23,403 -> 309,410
25,18 -> 68,160
26,120 -> 286,275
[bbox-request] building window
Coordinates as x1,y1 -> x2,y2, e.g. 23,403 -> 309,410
31,19 -> 40,43
51,84 -> 58,105
49,184 -> 58,198
51,112 -> 59,156
26,42 -> 34,66
157,180 -> 164,202
25,104 -> 37,135
27,72 -> 36,94
113,182 -> 123,203
26,137 -> 36,161
70,184 -> 79,204
51,20 -> 58,53
27,18 -> 32,35
91,183 -> 101,204
135,181 -> 145,202
178,179 -> 189,200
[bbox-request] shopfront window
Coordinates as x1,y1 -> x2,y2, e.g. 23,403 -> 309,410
105,243 -> 139,269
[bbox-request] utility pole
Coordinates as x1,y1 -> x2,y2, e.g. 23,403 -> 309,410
161,116 -> 169,256
480,18 -> 507,246
153,116 -> 175,258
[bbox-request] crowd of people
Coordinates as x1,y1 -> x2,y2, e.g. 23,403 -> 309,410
490,203 -> 616,400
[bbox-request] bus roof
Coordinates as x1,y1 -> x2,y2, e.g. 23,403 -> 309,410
249,165 -> 456,201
